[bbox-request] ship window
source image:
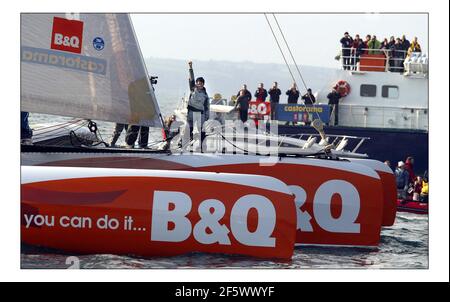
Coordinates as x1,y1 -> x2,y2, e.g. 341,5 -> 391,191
382,85 -> 399,99
360,84 -> 377,97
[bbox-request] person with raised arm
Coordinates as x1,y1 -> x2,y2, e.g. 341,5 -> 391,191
187,61 -> 209,152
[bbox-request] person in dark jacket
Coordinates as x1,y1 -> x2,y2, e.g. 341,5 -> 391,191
268,82 -> 281,120
387,36 -> 396,71
286,83 -> 300,104
301,88 -> 316,105
340,32 -> 353,70
391,38 -> 405,73
327,88 -> 342,126
301,88 -> 316,125
186,61 -> 209,152
284,83 -> 300,126
233,90 -> 250,123
236,84 -> 252,102
401,35 -> 410,59
21,111 -> 33,144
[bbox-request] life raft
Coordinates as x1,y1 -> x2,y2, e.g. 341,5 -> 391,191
334,80 -> 351,97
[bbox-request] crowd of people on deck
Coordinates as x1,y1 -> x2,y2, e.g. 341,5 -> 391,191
340,32 -> 423,72
228,81 -> 335,127
388,156 -> 428,203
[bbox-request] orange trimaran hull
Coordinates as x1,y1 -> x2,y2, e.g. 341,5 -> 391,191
21,153 -> 397,259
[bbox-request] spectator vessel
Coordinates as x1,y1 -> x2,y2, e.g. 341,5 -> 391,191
275,50 -> 428,174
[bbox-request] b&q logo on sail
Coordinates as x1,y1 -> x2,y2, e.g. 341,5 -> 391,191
50,17 -> 83,54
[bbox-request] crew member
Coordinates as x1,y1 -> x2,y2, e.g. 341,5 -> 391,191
109,123 -> 128,147
21,111 -> 33,144
125,125 -> 149,148
234,90 -> 250,123
340,32 -> 353,70
187,61 -> 209,152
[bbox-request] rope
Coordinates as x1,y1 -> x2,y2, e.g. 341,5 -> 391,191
265,13 -> 323,123
272,14 -> 309,93
264,14 -> 297,86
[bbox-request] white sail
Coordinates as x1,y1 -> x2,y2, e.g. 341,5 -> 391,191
21,13 -> 163,127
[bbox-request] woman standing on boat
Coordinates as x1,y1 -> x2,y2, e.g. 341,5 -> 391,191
187,61 -> 209,152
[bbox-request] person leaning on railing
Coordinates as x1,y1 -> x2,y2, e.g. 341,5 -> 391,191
367,35 -> 381,55
340,31 -> 353,70
350,34 -> 364,70
386,36 -> 396,71
391,38 -> 405,73
401,35 -> 410,59
363,35 -> 371,55
407,36 -> 422,57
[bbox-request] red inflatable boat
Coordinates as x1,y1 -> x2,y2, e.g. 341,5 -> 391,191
396,199 -> 428,214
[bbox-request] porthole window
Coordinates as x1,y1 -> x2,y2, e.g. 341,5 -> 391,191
382,85 -> 399,99
360,84 -> 377,97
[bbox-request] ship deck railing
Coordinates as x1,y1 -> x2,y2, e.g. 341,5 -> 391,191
292,133 -> 370,153
339,47 -> 427,75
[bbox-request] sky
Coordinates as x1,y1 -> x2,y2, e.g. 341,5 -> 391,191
131,13 -> 428,68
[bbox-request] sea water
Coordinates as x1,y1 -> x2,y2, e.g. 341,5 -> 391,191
21,99 -> 429,269
21,212 -> 428,269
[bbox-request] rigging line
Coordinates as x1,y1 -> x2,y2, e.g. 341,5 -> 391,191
272,14 -> 309,93
263,13 -> 297,86
35,122 -> 87,136
33,118 -> 83,131
272,14 -> 322,122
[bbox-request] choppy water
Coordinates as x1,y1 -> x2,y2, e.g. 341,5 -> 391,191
21,212 -> 428,269
22,108 -> 428,269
